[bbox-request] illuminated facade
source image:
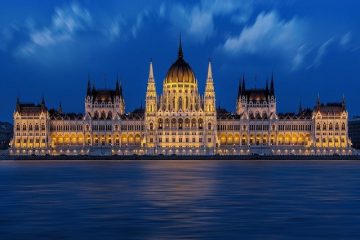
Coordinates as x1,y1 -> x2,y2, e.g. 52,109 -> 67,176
10,41 -> 352,155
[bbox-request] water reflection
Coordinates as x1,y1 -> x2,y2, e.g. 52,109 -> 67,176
0,160 -> 360,239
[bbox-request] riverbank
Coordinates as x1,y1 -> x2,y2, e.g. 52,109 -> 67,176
1,154 -> 360,161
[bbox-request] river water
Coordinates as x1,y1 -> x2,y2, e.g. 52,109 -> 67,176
0,160 -> 359,239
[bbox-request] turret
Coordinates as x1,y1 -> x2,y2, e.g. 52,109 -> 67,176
178,36 -> 183,59
145,60 -> 157,114
87,76 -> 91,96
205,60 -> 216,113
270,73 -> 275,95
316,94 -> 321,111
58,102 -> 63,114
115,78 -> 120,96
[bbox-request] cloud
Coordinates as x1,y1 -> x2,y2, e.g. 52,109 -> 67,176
103,16 -> 126,41
131,11 -> 149,39
307,37 -> 335,69
163,0 -> 252,42
223,11 -> 305,54
16,3 -> 92,57
221,11 -> 308,70
340,32 -> 351,47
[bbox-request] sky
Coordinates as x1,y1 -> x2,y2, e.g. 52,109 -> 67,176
0,0 -> 359,122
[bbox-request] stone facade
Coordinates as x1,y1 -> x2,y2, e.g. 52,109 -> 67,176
10,42 -> 352,156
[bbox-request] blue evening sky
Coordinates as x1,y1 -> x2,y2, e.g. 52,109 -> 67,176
0,0 -> 359,122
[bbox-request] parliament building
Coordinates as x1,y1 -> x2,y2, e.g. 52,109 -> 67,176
10,41 -> 352,156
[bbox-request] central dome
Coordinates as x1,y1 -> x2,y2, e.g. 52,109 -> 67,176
164,41 -> 196,84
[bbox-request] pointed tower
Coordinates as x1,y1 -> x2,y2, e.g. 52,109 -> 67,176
58,102 -> 63,114
178,35 -> 183,59
298,101 -> 303,113
145,60 -> 157,115
342,95 -> 346,111
205,60 -> 216,113
265,79 -> 269,94
204,59 -> 217,149
316,94 -> 321,111
270,73 -> 275,96
115,77 -> 125,115
236,75 -> 246,115
242,75 -> 245,94
87,78 -> 92,96
115,77 -> 120,96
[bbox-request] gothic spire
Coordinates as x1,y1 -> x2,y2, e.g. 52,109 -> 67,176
207,60 -> 213,81
205,60 -> 214,93
119,82 -> 123,96
16,97 -> 20,111
241,74 -> 246,94
87,75 -> 91,96
146,59 -> 157,96
270,72 -> 275,95
115,75 -> 120,96
316,94 -> 321,110
298,101 -> 303,113
58,102 -> 63,113
178,35 -> 183,59
237,79 -> 242,99
266,78 -> 269,93
148,59 -> 154,81
342,94 -> 346,110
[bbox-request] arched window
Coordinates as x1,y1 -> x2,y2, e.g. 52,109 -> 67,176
323,123 -> 327,131
165,119 -> 170,129
29,124 -> 33,131
185,118 -> 190,128
101,111 -> 106,119
263,112 -> 268,119
171,118 -> 176,128
198,119 -> 203,130
158,119 -> 163,130
150,122 -> 154,130
16,124 -> 20,131
35,124 -> 39,131
178,119 -> 183,130
191,119 -> 196,128
342,123 -> 346,131
208,122 -> 212,130
179,97 -> 182,110
335,123 -> 339,131
329,123 -> 333,131
94,111 -> 99,119
316,123 -> 321,130
107,111 -> 112,120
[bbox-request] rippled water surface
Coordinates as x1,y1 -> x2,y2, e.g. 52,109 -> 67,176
1,160 -> 360,239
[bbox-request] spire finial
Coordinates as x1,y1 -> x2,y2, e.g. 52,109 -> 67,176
266,78 -> 269,93
207,60 -> 213,80
299,101 -> 303,113
87,75 -> 91,96
270,72 -> 275,95
149,59 -> 154,81
115,75 -> 120,96
242,74 -> 245,94
178,34 -> 183,59
58,102 -> 63,113
342,94 -> 346,109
